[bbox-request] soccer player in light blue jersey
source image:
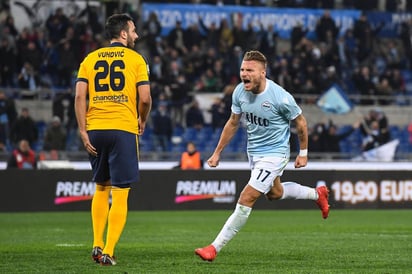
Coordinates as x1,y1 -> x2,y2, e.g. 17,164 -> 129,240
195,50 -> 330,262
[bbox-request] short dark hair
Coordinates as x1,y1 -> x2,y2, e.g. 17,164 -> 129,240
105,13 -> 134,40
243,50 -> 267,68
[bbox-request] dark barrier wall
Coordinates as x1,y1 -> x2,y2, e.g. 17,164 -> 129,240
1,169 -> 411,212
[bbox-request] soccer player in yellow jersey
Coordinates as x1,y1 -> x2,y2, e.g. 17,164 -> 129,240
74,13 -> 152,266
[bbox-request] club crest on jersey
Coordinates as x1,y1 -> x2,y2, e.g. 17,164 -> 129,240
261,101 -> 271,111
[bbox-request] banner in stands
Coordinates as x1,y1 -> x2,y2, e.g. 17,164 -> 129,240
366,11 -> 412,38
142,3 -> 360,39
1,169 -> 411,212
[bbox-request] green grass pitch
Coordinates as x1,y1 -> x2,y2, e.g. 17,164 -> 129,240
1,209 -> 411,274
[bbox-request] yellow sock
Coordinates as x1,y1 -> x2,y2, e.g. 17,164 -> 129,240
91,185 -> 111,249
103,187 -> 130,256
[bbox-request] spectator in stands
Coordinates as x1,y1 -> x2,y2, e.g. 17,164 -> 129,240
384,40 -> 402,69
399,18 -> 412,69
45,7 -> 70,44
363,108 -> 390,135
208,97 -> 227,132
177,141 -> 203,170
9,107 -> 38,148
195,68 -> 221,92
17,62 -> 38,98
315,10 -> 339,43
166,67 -> 190,127
168,20 -> 187,54
150,55 -> 164,83
0,90 -> 17,149
15,27 -> 31,64
244,21 -> 260,50
0,37 -> 17,88
63,90 -> 79,151
185,100 -> 205,130
218,19 -> 234,56
56,40 -> 77,88
226,46 -> 244,81
19,41 -> 42,77
308,123 -> 325,154
221,80 -> 235,118
212,58 -> 227,87
360,108 -> 391,151
43,116 -> 66,151
300,78 -> 317,104
259,23 -> 278,60
152,102 -> 173,152
322,121 -> 360,153
202,47 -> 219,73
142,12 -> 162,57
352,65 -> 376,105
387,68 -> 406,96
361,120 -> 390,151
151,37 -> 166,58
198,17 -> 220,51
39,39 -> 59,88
319,65 -> 341,91
185,22 -> 204,50
290,22 -> 308,53
6,139 -> 36,169
375,77 -> 394,105
270,57 -> 294,92
340,28 -> 357,69
353,12 -> 384,64
3,14 -> 19,38
0,95 -> 8,150
186,44 -> 205,80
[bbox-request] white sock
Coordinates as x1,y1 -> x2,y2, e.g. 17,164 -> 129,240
281,182 -> 318,200
211,203 -> 252,252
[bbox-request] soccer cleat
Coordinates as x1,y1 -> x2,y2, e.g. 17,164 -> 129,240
195,245 -> 217,262
316,186 -> 330,219
91,246 -> 102,263
99,254 -> 117,266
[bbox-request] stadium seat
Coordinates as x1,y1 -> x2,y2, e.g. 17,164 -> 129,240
182,127 -> 198,142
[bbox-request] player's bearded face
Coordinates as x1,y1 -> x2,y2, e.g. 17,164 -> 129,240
126,21 -> 138,49
126,34 -> 135,48
240,60 -> 266,94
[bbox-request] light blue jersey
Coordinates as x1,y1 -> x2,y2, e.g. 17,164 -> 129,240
232,78 -> 302,158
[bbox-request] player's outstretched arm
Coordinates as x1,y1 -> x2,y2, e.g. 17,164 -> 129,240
208,112 -> 240,167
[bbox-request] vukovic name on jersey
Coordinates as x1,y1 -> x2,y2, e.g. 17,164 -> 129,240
97,50 -> 125,58
245,112 -> 269,127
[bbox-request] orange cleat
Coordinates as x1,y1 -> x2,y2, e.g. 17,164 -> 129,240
316,186 -> 330,219
195,245 -> 217,262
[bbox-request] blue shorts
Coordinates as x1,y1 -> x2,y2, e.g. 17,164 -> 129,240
88,130 -> 139,187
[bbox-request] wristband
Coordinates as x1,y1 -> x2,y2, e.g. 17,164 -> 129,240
299,149 -> 308,157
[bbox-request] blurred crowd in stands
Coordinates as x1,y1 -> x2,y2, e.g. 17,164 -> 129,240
0,1 -> 412,161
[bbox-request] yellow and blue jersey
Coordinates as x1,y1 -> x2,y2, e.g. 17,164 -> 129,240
76,42 -> 150,134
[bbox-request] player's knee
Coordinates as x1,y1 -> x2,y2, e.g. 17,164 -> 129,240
238,196 -> 258,207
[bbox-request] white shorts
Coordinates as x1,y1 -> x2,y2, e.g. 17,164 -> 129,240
247,156 -> 289,194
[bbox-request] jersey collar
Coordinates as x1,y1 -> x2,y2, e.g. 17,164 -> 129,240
109,42 -> 126,47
